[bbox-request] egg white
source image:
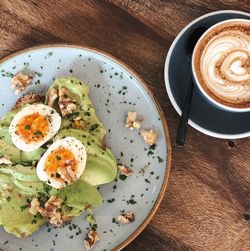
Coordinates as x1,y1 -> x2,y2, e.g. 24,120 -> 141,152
36,137 -> 87,189
9,104 -> 61,152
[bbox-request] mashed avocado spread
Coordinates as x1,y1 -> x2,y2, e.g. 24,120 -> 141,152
0,77 -> 117,237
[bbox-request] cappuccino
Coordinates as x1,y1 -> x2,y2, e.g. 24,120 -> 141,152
193,19 -> 250,110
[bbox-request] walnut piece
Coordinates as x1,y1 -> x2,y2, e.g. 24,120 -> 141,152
125,112 -> 141,130
11,72 -> 33,94
29,198 -> 41,215
0,156 -> 12,165
44,195 -> 63,212
117,212 -> 135,224
57,163 -> 77,184
29,196 -> 66,226
140,129 -> 157,146
47,88 -> 58,107
118,165 -> 133,177
58,87 -> 77,117
139,165 -> 149,176
12,92 -> 43,110
47,87 -> 78,117
84,230 -> 100,250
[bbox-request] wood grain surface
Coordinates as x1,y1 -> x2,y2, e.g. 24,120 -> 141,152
0,0 -> 249,250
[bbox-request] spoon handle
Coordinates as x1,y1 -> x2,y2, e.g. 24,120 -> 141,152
176,78 -> 194,146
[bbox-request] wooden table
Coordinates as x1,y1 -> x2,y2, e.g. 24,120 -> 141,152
0,1 -> 249,250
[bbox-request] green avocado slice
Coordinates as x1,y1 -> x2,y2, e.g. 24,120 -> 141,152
0,165 -> 39,182
0,110 -> 16,128
45,77 -> 106,142
12,179 -> 44,196
58,180 -> 102,210
81,154 -> 117,186
0,127 -> 12,144
0,187 -> 47,238
0,139 -> 21,163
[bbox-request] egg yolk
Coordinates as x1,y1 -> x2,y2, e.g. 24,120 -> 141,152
45,148 -> 77,176
17,113 -> 49,143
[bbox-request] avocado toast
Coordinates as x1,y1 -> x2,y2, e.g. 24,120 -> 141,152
0,77 -> 117,237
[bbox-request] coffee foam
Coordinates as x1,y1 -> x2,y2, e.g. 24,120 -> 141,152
194,20 -> 250,108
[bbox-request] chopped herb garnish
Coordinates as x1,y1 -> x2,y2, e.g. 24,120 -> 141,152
6,196 -> 11,201
90,124 -> 99,131
127,198 -> 137,205
91,223 -> 98,231
24,125 -> 31,130
20,205 -> 28,211
107,198 -> 115,203
56,155 -> 61,160
157,156 -> 163,162
147,150 -> 154,156
149,144 -> 156,150
26,198 -> 32,203
33,130 -> 42,135
32,219 -> 37,224
119,174 -> 127,181
35,72 -> 43,77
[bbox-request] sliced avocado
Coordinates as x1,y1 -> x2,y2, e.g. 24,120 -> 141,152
0,139 -> 21,163
45,77 -> 106,141
12,179 -> 44,196
0,187 -> 46,237
0,165 -> 39,182
20,148 -> 45,164
82,154 -> 117,186
0,110 -> 16,128
58,180 -> 102,210
0,127 -> 12,144
0,173 -> 12,190
61,205 -> 82,217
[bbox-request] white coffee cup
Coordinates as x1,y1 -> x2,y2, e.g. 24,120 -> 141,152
192,18 -> 250,113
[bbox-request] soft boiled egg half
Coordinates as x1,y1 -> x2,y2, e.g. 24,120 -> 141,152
9,104 -> 61,152
37,137 -> 87,189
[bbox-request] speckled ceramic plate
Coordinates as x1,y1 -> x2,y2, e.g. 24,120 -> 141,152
0,45 -> 171,251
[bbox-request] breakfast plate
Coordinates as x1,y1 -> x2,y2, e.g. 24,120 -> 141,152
0,44 -> 171,251
164,10 -> 250,139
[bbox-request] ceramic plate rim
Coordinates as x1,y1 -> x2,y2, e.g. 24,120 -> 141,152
0,43 -> 172,251
164,10 -> 250,139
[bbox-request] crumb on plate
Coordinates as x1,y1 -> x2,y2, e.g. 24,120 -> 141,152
118,165 -> 133,176
117,212 -> 135,224
125,112 -> 141,130
84,230 -> 99,250
140,129 -> 157,146
139,165 -> 149,176
11,72 -> 33,94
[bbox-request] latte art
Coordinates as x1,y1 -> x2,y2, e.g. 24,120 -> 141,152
194,20 -> 250,109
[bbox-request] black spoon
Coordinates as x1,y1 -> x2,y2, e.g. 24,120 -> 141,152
176,26 -> 207,146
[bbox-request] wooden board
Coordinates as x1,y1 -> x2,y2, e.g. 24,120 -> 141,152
0,0 -> 249,250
